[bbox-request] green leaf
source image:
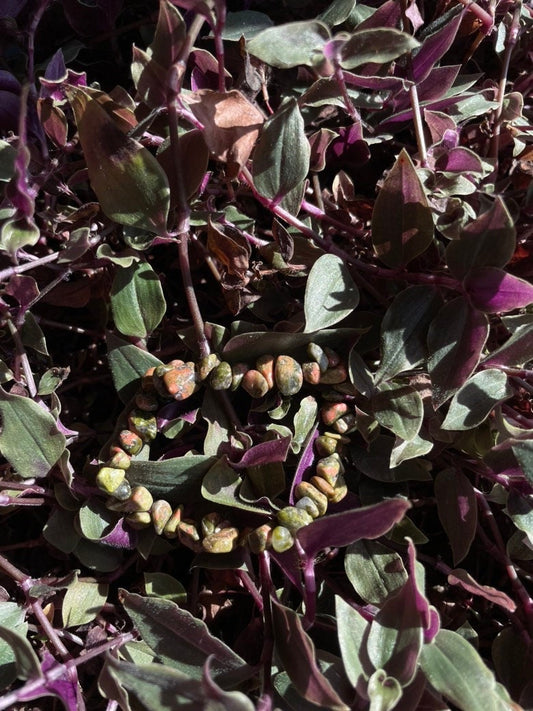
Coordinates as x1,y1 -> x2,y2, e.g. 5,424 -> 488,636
0,603 -> 28,689
77,499 -> 118,541
304,254 -> 359,332
73,539 -> 123,573
372,149 -> 434,268
43,508 -> 80,554
0,387 -> 66,478
62,577 -> 108,627
435,468 -> 477,565
247,20 -> 330,69
120,591 -> 247,678
292,396 -> 318,454
375,286 -> 443,384
0,625 -> 41,681
106,332 -> 163,403
340,28 -> 419,69
144,573 -> 187,604
335,596 -> 370,690
371,382 -> 423,442
0,140 -> 16,182
0,218 -> 40,257
352,435 -> 432,482
318,0 -> 357,27
110,260 -> 166,338
420,629 -> 510,711
101,655 -> 255,711
345,539 -> 407,606
253,98 -> 310,203
201,457 -> 272,514
482,322 -> 533,369
271,600 -> 350,711
127,455 -> 216,504
441,369 -> 512,431
67,87 -> 170,234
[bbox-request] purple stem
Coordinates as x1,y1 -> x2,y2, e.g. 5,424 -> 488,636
258,552 -> 275,709
295,539 -> 317,630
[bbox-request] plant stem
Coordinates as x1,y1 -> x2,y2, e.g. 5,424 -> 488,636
7,318 -> 37,397
0,252 -> 59,282
258,552 -> 275,709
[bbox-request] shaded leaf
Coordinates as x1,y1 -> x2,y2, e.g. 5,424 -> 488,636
375,286 -> 443,383
372,149 -> 434,267
101,654 -> 254,711
434,468 -> 477,565
62,577 -> 108,627
304,254 -> 359,332
339,28 -> 419,69
144,573 -> 186,604
464,267 -> 533,313
201,457 -> 272,514
0,625 -> 41,681
120,591 -> 247,679
106,332 -> 163,403
352,435 -> 432,482
110,260 -> 166,338
247,21 -> 330,69
0,387 -> 66,478
67,87 -> 170,234
345,539 -> 407,606
482,322 -> 533,368
127,455 -> 216,504
441,369 -> 512,430
427,296 -> 489,408
253,98 -> 310,203
371,382 -> 423,442
411,9 -> 463,82
445,198 -> 516,279
271,600 -> 349,711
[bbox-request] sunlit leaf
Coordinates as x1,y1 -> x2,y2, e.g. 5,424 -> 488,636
304,254 -> 359,332
247,20 -> 330,69
110,260 -> 166,338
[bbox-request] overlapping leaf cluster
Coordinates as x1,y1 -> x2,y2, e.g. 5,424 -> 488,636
0,0 -> 531,709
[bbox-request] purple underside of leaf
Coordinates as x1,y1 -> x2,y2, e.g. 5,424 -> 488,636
230,435 -> 291,469
392,65 -> 460,112
464,267 -> 533,312
100,518 -> 139,549
289,426 -> 318,504
297,498 -> 411,558
448,569 -> 516,612
410,10 -> 463,83
435,146 -> 483,173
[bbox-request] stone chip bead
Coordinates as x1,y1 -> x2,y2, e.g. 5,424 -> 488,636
294,481 -> 328,516
197,354 -> 220,381
231,362 -> 249,390
319,364 -> 348,385
295,496 -> 320,519
307,343 -> 329,373
118,429 -> 143,456
277,505 -> 313,532
96,467 -> 126,496
201,512 -> 222,537
150,499 -> 173,536
247,524 -> 273,554
178,519 -> 202,552
302,362 -> 321,385
256,354 -> 275,389
107,446 -> 131,470
202,527 -> 239,554
241,369 -> 270,398
209,362 -> 233,390
109,485 -> 153,513
321,402 -> 349,426
274,355 -> 303,396
315,434 -> 338,457
111,480 -> 132,502
162,363 -> 197,401
128,409 -> 157,443
163,505 -> 183,538
271,525 -> 294,553
316,453 -> 344,487
125,511 -> 152,529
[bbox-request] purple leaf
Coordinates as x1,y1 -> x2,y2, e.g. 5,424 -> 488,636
328,124 -> 370,169
289,426 -> 318,504
190,49 -> 230,92
100,518 -> 139,549
230,436 -> 291,469
410,10 -> 463,82
271,600 -> 350,710
435,146 -> 484,174
0,0 -> 27,17
416,64 -> 461,103
357,0 -> 402,30
296,498 -> 411,559
448,569 -> 516,612
424,109 -> 456,144
427,296 -> 489,408
5,275 -> 39,315
36,651 -> 81,711
464,267 -> 533,313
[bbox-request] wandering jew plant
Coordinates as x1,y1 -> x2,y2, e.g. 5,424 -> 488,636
0,0 -> 531,709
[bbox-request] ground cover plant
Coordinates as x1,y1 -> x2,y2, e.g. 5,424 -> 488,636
0,0 -> 531,708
